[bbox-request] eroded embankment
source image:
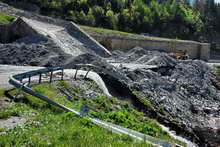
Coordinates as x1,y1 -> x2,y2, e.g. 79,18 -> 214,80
63,48 -> 220,147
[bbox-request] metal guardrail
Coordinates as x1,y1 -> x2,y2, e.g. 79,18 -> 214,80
8,66 -> 175,147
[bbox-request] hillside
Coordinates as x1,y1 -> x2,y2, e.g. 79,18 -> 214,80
0,1 -> 220,147
0,81 -> 185,146
0,88 -> 148,146
1,0 -> 204,41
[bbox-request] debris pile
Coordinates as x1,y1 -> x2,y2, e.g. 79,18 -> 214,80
0,3 -> 219,145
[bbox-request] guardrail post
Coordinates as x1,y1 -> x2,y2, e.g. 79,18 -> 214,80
39,73 -> 42,83
50,71 -> 53,83
28,76 -> 31,86
74,69 -> 78,80
84,70 -> 90,79
61,69 -> 64,80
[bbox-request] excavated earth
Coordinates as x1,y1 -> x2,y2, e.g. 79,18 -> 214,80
65,48 -> 220,147
0,2 -> 220,146
0,36 -> 71,66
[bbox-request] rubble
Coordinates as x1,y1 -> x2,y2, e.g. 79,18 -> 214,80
0,4 -> 219,144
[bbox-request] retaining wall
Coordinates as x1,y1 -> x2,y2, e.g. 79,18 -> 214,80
92,35 -> 210,61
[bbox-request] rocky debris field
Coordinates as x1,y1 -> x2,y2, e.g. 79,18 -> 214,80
0,2 -> 220,146
1,32 -> 220,146
63,47 -> 220,146
0,35 -> 72,66
114,48 -> 220,146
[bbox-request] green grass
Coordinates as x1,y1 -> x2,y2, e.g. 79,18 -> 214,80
80,25 -> 197,43
0,89 -> 5,97
26,82 -> 185,146
0,89 -> 24,119
0,128 -> 6,132
0,107 -> 20,119
0,84 -> 149,146
0,13 -> 16,24
0,81 -> 185,146
214,65 -> 220,74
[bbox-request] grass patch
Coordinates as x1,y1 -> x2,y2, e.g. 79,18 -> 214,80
80,25 -> 197,43
0,81 -> 185,146
0,89 -> 5,97
0,102 -> 27,119
132,91 -> 154,109
0,13 -> 16,24
28,82 -> 185,146
214,65 -> 220,74
0,84 -> 149,146
0,128 -> 6,132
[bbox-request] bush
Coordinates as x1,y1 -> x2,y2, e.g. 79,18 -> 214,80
0,13 -> 16,24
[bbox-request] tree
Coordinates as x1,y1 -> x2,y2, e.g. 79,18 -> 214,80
105,10 -> 118,29
91,6 -> 105,27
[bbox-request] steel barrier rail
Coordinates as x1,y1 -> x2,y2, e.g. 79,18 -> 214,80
8,66 -> 175,147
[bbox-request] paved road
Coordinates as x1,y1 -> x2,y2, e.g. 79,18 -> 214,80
0,65 -> 43,89
0,65 -> 111,97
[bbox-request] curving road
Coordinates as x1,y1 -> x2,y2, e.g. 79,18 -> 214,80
0,65 -> 111,97
0,65 -> 43,89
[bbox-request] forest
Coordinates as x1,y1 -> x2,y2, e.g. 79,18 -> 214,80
2,0 -> 220,42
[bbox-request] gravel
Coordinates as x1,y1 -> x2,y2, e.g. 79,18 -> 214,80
63,47 -> 220,146
0,3 -> 219,145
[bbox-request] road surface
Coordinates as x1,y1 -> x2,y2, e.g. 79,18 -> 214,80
0,65 -> 43,89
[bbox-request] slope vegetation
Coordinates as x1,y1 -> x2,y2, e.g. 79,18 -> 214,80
0,80 -> 185,146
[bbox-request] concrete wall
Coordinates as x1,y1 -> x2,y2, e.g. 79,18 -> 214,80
92,35 -> 210,61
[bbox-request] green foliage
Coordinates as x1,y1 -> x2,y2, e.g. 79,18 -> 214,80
57,80 -> 70,89
80,25 -> 197,43
0,103 -> 28,119
132,91 -> 154,108
0,13 -> 16,24
0,82 -> 185,146
0,89 -> 5,97
214,65 -> 220,74
0,128 -> 6,132
4,0 -> 204,40
0,89 -> 149,146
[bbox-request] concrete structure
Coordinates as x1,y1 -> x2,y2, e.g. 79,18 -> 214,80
92,35 -> 210,61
